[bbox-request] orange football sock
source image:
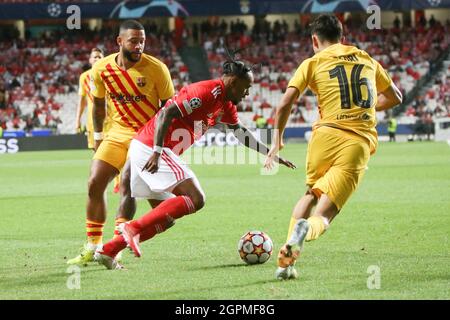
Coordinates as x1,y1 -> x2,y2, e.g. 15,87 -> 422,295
305,216 -> 329,241
86,219 -> 104,246
113,217 -> 129,239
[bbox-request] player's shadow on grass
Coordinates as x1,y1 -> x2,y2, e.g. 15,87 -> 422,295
0,271 -> 68,288
0,267 -> 112,290
189,263 -> 247,271
0,263 -> 66,272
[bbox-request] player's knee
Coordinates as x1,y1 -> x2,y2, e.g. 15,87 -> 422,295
119,176 -> 131,195
87,176 -> 107,198
304,186 -> 314,197
305,187 -> 318,202
120,168 -> 131,185
191,192 -> 206,212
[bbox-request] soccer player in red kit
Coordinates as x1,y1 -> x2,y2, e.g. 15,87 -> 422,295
94,59 -> 296,269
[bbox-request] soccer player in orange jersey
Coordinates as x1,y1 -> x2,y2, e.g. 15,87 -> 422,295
75,48 -> 106,149
75,48 -> 121,193
264,14 -> 403,280
67,20 -> 175,265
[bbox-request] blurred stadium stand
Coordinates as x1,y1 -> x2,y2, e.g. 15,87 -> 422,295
0,0 -> 449,140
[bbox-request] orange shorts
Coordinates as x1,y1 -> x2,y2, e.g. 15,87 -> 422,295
93,125 -> 136,171
306,126 -> 370,210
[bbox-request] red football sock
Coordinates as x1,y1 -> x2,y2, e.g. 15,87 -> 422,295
131,195 -> 195,242
101,196 -> 196,257
102,235 -> 127,257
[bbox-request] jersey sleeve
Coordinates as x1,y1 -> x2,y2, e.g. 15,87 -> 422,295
89,64 -> 106,99
219,102 -> 239,125
374,60 -> 393,93
288,58 -> 314,94
78,73 -> 86,97
155,63 -> 175,101
173,83 -> 213,117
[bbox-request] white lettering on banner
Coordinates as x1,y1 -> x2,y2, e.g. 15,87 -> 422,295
0,139 -> 19,154
193,132 -> 241,147
215,132 -> 226,147
206,133 -> 215,147
226,133 -> 239,146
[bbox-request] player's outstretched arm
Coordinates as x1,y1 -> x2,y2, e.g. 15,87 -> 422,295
142,103 -> 182,173
376,83 -> 403,112
265,87 -> 299,170
228,122 -> 296,170
92,97 -> 106,151
75,95 -> 87,132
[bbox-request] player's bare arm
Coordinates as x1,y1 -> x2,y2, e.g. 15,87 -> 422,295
228,122 -> 296,169
376,83 -> 403,112
75,95 -> 87,132
265,86 -> 300,170
92,96 -> 107,151
142,103 -> 182,173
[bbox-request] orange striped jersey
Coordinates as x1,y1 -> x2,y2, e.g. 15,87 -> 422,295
79,69 -> 114,132
288,43 -> 392,154
89,53 -> 175,133
78,70 -> 95,132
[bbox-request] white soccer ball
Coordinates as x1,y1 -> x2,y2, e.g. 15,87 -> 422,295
238,230 -> 273,265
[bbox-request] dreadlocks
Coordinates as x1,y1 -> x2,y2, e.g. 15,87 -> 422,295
222,47 -> 253,79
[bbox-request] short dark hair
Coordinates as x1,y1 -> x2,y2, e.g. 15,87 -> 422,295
222,60 -> 252,79
309,14 -> 343,43
91,47 -> 103,55
119,20 -> 145,33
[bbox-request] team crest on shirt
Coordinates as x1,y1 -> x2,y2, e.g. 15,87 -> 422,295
136,77 -> 146,87
189,97 -> 202,109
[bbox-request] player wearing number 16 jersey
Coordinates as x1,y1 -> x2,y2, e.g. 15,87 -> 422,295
264,14 -> 403,280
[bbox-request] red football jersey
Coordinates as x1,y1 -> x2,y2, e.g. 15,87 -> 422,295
135,79 -> 239,155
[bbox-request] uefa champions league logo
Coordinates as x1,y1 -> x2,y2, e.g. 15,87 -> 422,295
427,0 -> 441,6
109,0 -> 189,18
47,3 -> 62,17
189,97 -> 202,110
301,0 -> 378,13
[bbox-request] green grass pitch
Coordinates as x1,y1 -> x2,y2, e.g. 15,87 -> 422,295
0,142 -> 449,299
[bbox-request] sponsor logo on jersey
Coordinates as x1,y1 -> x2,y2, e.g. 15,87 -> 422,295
109,93 -> 146,103
137,77 -> 146,87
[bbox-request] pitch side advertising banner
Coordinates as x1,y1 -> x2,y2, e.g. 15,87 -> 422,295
0,138 -> 19,154
0,0 -> 449,20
